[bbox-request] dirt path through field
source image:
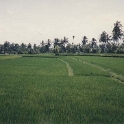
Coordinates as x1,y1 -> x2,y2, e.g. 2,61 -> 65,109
58,59 -> 74,76
70,57 -> 124,84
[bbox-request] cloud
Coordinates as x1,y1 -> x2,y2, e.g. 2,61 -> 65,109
0,25 -> 6,33
7,10 -> 14,15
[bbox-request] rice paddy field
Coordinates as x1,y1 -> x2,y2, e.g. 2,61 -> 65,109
0,55 -> 124,124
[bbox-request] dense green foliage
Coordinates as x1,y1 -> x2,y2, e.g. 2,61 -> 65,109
0,55 -> 124,124
0,21 -> 124,54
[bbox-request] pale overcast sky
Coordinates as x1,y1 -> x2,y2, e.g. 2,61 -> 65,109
0,0 -> 124,45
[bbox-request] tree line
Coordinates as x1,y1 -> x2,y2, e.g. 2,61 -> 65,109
0,21 -> 124,54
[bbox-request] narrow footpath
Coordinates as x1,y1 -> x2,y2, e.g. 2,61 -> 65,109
58,58 -> 74,76
70,57 -> 124,84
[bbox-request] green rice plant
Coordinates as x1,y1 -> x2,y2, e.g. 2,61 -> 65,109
0,55 -> 21,60
74,56 -> 124,76
0,57 -> 67,76
0,75 -> 124,124
60,56 -> 110,77
0,55 -> 124,124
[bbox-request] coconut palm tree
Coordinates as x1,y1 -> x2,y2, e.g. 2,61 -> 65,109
41,40 -> 45,47
72,36 -> 75,44
63,36 -> 68,45
91,38 -> 97,47
72,36 -> 75,40
82,36 -> 88,45
112,21 -> 123,44
90,38 -> 98,53
99,31 -> 111,44
99,31 -> 112,52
